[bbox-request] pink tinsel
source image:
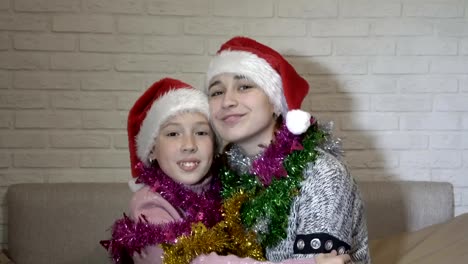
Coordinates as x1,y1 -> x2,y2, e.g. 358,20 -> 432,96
250,118 -> 315,186
101,162 -> 222,263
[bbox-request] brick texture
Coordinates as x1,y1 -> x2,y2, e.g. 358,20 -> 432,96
1,0 -> 467,248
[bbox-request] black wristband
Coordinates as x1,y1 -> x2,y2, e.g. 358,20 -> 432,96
293,233 -> 351,255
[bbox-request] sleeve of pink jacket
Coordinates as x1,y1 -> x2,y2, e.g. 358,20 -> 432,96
192,252 -> 316,264
129,186 -> 183,264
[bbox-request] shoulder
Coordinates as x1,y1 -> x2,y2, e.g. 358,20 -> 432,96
130,186 -> 165,206
301,148 -> 356,196
308,148 -> 350,181
129,186 -> 182,223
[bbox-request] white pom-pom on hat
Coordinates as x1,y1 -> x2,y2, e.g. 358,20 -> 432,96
286,110 -> 311,135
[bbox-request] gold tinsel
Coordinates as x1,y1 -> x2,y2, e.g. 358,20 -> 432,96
162,191 -> 265,264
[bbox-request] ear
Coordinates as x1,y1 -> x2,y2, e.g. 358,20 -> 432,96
148,144 -> 158,163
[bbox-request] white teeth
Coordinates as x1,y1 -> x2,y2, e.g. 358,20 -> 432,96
179,161 -> 199,169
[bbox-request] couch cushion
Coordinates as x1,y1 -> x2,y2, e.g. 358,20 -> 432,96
7,183 -> 132,264
358,181 -> 454,240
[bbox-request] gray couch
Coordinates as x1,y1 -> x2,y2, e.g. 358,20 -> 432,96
5,181 -> 455,264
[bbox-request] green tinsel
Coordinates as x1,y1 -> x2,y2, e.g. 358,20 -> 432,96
220,123 -> 326,248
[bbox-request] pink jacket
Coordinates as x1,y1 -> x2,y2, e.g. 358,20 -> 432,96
130,186 -> 316,264
130,186 -> 181,264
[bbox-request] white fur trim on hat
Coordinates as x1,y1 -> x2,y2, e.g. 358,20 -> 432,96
136,88 -> 209,166
286,110 -> 311,135
206,50 -> 288,116
128,178 -> 144,192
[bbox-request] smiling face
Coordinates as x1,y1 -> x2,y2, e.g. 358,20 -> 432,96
148,112 -> 214,185
208,73 -> 277,156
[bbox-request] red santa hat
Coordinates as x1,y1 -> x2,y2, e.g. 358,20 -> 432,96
127,78 -> 209,191
206,36 -> 312,135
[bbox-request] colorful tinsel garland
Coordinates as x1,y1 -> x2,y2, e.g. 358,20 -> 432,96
100,163 -> 222,263
163,118 -> 327,262
161,191 -> 265,264
102,118 -> 328,263
221,118 -> 326,247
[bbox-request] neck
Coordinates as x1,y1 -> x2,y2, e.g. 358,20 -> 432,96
237,123 -> 276,157
183,175 -> 212,194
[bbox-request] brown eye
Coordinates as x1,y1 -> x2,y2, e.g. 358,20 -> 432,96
239,85 -> 253,91
166,132 -> 178,137
209,90 -> 223,97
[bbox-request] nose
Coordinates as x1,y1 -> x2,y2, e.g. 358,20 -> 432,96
181,134 -> 197,153
221,87 -> 238,109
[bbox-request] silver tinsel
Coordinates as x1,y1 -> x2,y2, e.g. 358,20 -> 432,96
317,120 -> 344,159
252,216 -> 271,236
226,119 -> 344,174
225,144 -> 263,175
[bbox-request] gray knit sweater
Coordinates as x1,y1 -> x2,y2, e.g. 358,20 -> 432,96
226,146 -> 371,264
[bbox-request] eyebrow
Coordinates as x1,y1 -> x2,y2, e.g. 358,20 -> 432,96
161,122 -> 182,129
193,121 -> 210,127
208,80 -> 220,91
208,74 -> 249,91
161,121 -> 210,129
234,74 -> 247,80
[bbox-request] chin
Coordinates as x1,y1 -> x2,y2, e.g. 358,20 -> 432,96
180,177 -> 202,186
216,129 -> 244,143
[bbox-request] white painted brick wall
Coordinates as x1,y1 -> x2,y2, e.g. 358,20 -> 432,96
213,0 -> 274,17
278,0 -> 337,18
340,1 -> 401,18
0,33 -> 9,50
14,71 -> 80,90
85,0 -> 143,14
0,52 -> 49,70
1,0 -> 467,249
52,15 -> 114,33
403,2 -> 465,18
117,16 -> 182,34
50,133 -> 112,149
147,0 -> 210,16
14,33 -> 76,51
15,0 -> 81,12
398,76 -> 458,93
0,132 -> 48,148
0,71 -> 10,89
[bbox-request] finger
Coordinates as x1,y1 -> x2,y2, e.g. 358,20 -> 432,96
338,254 -> 351,262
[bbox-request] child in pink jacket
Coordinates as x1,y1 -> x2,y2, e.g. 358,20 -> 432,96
101,78 -> 222,264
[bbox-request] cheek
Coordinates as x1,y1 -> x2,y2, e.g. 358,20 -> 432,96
256,97 -> 275,115
201,138 -> 215,155
209,100 -> 222,115
154,141 -> 174,161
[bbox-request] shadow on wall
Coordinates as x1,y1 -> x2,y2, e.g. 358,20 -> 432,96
286,56 -> 409,237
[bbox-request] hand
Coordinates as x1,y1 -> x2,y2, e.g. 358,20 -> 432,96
315,250 -> 351,264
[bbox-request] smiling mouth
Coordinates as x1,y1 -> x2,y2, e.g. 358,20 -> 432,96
178,161 -> 200,171
222,114 -> 244,124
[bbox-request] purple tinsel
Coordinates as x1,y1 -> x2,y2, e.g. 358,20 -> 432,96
250,118 -> 315,186
101,162 -> 222,263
